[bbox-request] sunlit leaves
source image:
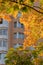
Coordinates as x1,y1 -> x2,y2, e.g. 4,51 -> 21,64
0,0 -> 43,49
6,7 -> 14,14
40,0 -> 43,5
0,0 -> 43,14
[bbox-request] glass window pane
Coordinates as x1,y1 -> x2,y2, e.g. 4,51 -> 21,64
0,18 -> 3,24
0,29 -> 2,35
0,40 -> 2,47
14,44 -> 21,48
2,53 -> 6,59
14,22 -> 17,28
2,29 -> 7,35
14,33 -> 24,39
18,33 -> 24,39
14,33 -> 17,38
21,33 -> 24,39
21,24 -> 24,28
17,22 -> 21,28
3,40 -> 7,47
0,53 -> 1,59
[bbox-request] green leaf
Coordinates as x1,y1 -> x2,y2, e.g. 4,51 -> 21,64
19,0 -> 24,3
13,4 -> 19,10
21,6 -> 28,12
32,50 -> 38,58
30,0 -> 34,3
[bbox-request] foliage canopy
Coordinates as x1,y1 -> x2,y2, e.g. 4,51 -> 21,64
0,0 -> 43,14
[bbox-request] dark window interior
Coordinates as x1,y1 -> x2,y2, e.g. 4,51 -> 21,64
14,22 -> 17,27
0,18 -> 3,24
21,24 -> 24,28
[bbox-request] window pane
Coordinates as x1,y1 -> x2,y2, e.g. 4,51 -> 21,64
17,22 -> 21,28
0,18 -> 3,24
0,29 -> 7,35
0,40 -> 2,47
14,44 -> 22,48
0,53 -> 1,59
18,33 -> 20,38
21,33 -> 24,39
2,29 -> 7,35
14,33 -> 24,39
14,22 -> 17,28
18,33 -> 24,39
14,33 -> 17,38
21,24 -> 24,28
2,53 -> 6,59
3,40 -> 7,47
0,29 -> 2,35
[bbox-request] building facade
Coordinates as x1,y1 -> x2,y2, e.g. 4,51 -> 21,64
0,16 -> 24,65
0,18 -> 8,64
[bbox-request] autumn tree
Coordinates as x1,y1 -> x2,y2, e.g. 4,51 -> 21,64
5,45 -> 43,65
0,0 -> 43,14
5,48 -> 34,65
0,0 -> 43,48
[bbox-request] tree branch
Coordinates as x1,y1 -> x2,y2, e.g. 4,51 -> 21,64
11,0 -> 43,14
33,6 -> 43,10
1,1 -> 43,14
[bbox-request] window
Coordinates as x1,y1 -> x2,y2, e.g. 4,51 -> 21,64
0,40 -> 2,47
0,18 -> 3,24
0,29 -> 2,35
14,32 -> 24,39
14,22 -> 17,28
18,33 -> 21,38
0,53 -> 1,59
17,22 -> 21,28
14,21 -> 24,28
21,24 -> 24,28
2,29 -> 7,35
14,33 -> 17,38
3,40 -> 7,47
21,33 -> 24,39
2,53 -> 6,59
0,39 -> 7,47
18,33 -> 24,39
0,29 -> 7,35
0,53 -> 6,61
14,43 -> 22,48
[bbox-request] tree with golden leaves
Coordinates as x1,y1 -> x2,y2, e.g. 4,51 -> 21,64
0,0 -> 43,14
